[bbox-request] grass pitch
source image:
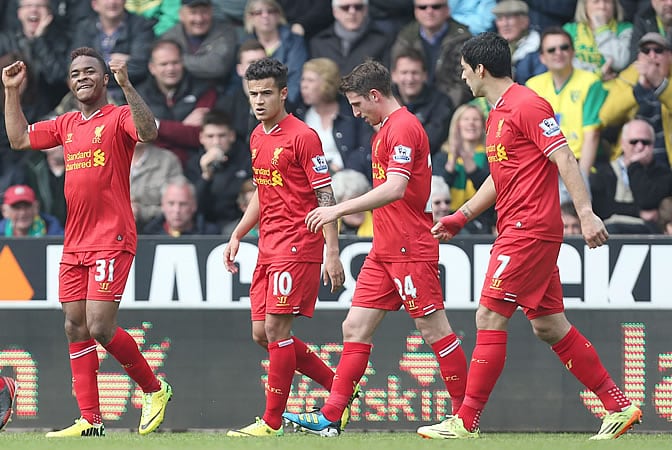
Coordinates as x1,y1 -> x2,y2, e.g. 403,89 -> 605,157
0,431 -> 669,450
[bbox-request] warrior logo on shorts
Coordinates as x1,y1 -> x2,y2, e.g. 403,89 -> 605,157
539,117 -> 561,137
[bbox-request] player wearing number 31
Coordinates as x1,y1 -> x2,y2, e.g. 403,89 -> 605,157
422,32 -> 640,440
2,47 -> 172,437
282,59 -> 468,436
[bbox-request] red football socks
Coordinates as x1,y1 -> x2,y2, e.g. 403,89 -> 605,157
293,336 -> 334,391
262,338 -> 296,430
104,327 -> 160,393
458,330 -> 508,432
431,333 -> 467,414
69,339 -> 102,425
552,326 -> 631,412
321,342 -> 371,422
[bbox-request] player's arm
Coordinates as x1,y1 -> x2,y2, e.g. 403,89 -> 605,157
315,186 -> 345,292
2,61 -> 32,150
305,173 -> 408,232
223,187 -> 260,273
110,59 -> 158,142
550,144 -> 609,248
431,175 -> 496,240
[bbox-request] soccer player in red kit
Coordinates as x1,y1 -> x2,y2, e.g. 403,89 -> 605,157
223,58 -> 345,437
282,60 -> 468,436
2,48 -> 172,437
421,32 -> 641,440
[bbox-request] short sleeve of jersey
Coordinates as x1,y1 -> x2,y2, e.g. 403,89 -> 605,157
383,119 -> 418,180
28,117 -> 63,149
294,127 -> 332,189
118,105 -> 139,144
582,81 -> 608,129
515,95 -> 568,158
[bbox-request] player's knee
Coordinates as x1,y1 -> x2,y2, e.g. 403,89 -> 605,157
252,331 -> 268,349
87,322 -> 115,345
531,323 -> 558,344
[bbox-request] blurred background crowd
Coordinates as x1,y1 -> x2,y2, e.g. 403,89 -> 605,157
2,0 -> 672,238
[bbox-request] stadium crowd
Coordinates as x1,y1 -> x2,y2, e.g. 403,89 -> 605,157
2,0 -> 672,237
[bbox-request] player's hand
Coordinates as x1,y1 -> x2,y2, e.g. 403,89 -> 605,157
580,212 -> 609,249
431,210 -> 468,241
323,253 -> 345,293
2,61 -> 27,89
109,59 -> 129,87
223,238 -> 240,273
305,206 -> 340,233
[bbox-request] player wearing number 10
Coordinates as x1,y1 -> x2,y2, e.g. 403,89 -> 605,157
282,60 -> 468,436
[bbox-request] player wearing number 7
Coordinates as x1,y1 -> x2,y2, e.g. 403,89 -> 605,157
282,59 -> 468,436
422,32 -> 640,440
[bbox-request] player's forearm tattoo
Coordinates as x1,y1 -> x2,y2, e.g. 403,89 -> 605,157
123,85 -> 158,142
460,205 -> 473,219
316,190 -> 336,207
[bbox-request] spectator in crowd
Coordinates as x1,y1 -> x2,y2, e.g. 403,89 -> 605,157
215,39 -> 266,143
391,47 -> 454,156
137,39 -> 217,165
563,0 -> 632,82
0,0 -> 70,109
125,0 -> 181,36
143,175 -> 219,235
330,168 -> 373,237
492,0 -> 546,84
1,184 -> 62,236
292,57 -> 373,177
235,178 -> 258,237
71,0 -> 155,101
658,195 -> 672,233
527,27 -> 607,194
590,119 -> 672,233
1,0 -> 93,42
561,201 -> 582,235
449,0 -> 496,34
162,0 -> 238,90
184,110 -> 252,235
430,175 -> 451,224
393,0 -> 472,107
525,0 -> 577,32
600,32 -> 672,167
433,104 -> 493,234
277,0 -> 334,39
629,0 -> 672,65
368,0 -> 414,36
309,0 -> 391,76
22,143 -> 67,227
242,0 -> 307,104
211,0 -> 246,24
130,141 -> 184,231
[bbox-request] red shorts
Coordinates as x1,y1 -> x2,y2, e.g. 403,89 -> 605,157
352,257 -> 444,319
59,250 -> 134,303
249,262 -> 321,321
480,236 -> 564,319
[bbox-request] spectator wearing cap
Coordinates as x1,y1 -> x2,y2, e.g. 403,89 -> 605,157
162,0 -> 238,91
1,184 -> 63,236
629,0 -> 672,65
563,0 -> 632,82
492,0 -> 546,84
600,31 -> 672,167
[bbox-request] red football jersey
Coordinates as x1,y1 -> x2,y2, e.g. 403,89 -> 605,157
370,107 -> 437,261
250,114 -> 331,264
486,84 -> 566,241
28,104 -> 138,253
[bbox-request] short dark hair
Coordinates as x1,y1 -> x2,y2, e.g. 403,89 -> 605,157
245,57 -> 288,90
392,47 -> 427,72
340,59 -> 392,97
238,39 -> 265,62
150,39 -> 183,60
70,47 -> 107,73
540,26 -> 574,52
201,109 -> 233,129
461,32 -> 512,79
